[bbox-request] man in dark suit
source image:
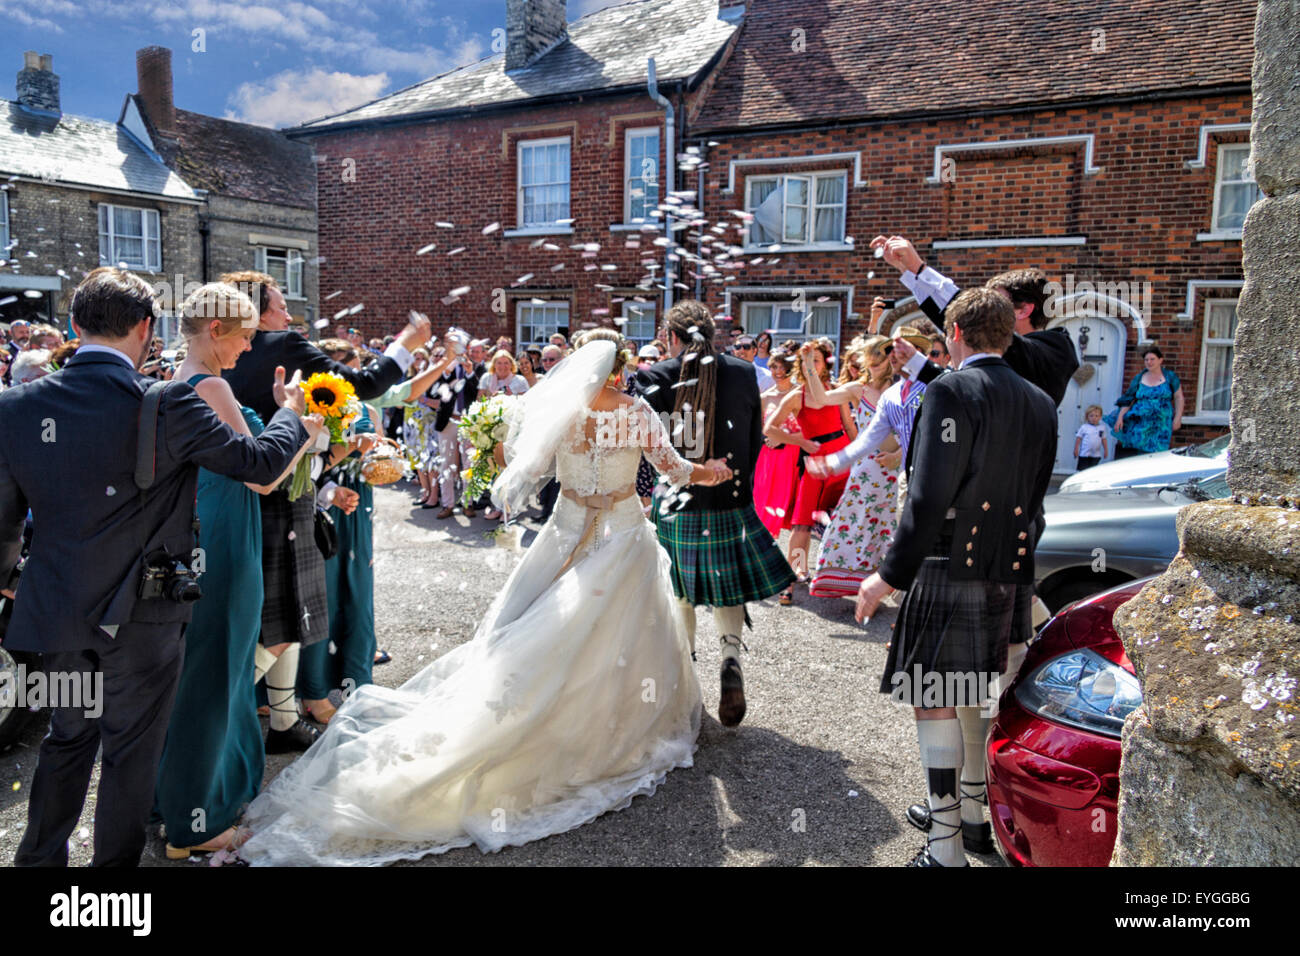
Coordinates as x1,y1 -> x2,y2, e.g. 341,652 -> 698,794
430,338 -> 487,519
220,271 -> 429,751
635,301 -> 795,728
855,288 -> 1058,866
0,268 -> 317,866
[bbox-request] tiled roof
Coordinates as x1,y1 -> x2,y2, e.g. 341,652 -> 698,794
132,96 -> 315,209
293,0 -> 740,132
0,99 -> 197,200
693,0 -> 1256,132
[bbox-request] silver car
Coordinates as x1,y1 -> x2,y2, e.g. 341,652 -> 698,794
1034,471 -> 1230,612
1058,433 -> 1229,494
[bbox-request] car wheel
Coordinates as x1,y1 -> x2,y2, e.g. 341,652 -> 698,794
0,644 -> 31,751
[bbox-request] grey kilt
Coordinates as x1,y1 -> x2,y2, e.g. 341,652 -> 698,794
259,489 -> 329,647
879,525 -> 1018,709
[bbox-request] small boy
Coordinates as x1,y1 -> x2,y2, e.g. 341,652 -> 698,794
1074,405 -> 1108,471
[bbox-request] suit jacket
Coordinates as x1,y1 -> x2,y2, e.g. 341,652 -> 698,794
917,294 -> 1079,407
878,356 -> 1057,591
633,352 -> 761,511
224,330 -> 404,424
0,351 -> 309,653
433,362 -> 484,433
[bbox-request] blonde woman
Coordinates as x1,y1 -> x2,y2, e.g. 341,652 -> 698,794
479,349 -> 529,395
808,337 -> 903,598
155,283 -> 320,859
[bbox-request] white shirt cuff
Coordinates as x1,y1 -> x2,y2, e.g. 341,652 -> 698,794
901,351 -> 927,380
316,481 -> 339,510
384,342 -> 414,373
825,450 -> 849,473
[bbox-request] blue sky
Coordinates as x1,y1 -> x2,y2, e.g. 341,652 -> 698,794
6,0 -> 623,128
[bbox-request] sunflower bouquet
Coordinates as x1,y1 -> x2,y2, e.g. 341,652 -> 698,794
457,393 -> 514,508
284,372 -> 364,500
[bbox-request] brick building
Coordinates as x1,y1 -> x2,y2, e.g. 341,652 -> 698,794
0,52 -> 201,333
297,0 -> 1254,472
286,0 -> 742,349
123,46 -> 319,336
688,0 -> 1254,470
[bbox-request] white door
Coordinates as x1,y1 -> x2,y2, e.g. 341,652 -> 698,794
1048,314 -> 1127,474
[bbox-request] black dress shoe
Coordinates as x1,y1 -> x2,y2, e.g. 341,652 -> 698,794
906,802 -> 996,855
265,719 -> 322,754
718,657 -> 746,728
907,844 -> 969,867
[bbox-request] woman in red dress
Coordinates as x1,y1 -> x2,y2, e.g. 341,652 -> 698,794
752,345 -> 801,539
763,339 -> 857,605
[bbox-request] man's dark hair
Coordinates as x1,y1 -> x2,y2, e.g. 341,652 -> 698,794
985,268 -> 1049,330
944,288 -> 1016,354
219,269 -> 277,317
929,334 -> 949,355
69,267 -> 159,338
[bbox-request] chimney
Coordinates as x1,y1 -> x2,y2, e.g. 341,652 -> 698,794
505,0 -> 567,72
136,45 -> 176,136
16,51 -> 60,115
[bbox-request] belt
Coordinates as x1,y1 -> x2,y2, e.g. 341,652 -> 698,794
808,429 -> 845,444
554,486 -> 637,580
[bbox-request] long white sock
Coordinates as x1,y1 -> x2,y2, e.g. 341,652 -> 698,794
916,717 -> 964,866
676,598 -> 697,658
253,644 -> 277,685
713,605 -> 746,662
955,706 -> 989,826
266,644 -> 301,732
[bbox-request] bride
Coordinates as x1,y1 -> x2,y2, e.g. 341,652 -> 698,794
239,332 -> 732,865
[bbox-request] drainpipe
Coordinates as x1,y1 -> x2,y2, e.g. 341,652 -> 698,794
647,58 -> 674,312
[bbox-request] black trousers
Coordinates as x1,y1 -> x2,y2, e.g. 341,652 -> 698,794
14,622 -> 185,867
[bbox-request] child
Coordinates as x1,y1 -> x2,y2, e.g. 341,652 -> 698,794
1074,405 -> 1108,471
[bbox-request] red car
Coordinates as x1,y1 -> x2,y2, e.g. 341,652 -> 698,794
986,577 -> 1149,866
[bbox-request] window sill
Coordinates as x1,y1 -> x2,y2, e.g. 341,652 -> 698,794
503,226 -> 574,238
740,242 -> 854,254
1182,414 -> 1230,426
1196,232 -> 1243,242
610,223 -> 660,232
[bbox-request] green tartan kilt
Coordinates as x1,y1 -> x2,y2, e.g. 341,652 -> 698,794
653,503 -> 795,607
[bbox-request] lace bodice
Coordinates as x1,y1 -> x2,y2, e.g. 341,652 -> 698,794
555,397 -> 694,497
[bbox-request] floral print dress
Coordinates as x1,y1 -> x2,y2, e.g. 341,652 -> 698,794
810,396 -> 899,598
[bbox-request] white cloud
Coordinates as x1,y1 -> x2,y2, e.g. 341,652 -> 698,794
225,68 -> 389,128
572,0 -> 628,18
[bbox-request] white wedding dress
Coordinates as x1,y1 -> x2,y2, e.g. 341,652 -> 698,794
240,367 -> 702,865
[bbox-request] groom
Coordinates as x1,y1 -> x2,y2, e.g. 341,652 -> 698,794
635,301 -> 795,727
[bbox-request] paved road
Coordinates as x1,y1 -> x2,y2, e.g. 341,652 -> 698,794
0,482 -> 1003,867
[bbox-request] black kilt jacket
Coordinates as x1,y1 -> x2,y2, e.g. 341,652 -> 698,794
878,356 -> 1058,592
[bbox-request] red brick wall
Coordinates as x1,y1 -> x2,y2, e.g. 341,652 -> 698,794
694,92 -> 1249,445
306,93 -> 679,348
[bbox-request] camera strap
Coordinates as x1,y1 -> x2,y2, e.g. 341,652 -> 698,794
134,379 -> 171,490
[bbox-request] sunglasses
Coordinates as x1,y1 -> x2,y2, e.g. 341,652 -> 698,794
929,349 -> 945,358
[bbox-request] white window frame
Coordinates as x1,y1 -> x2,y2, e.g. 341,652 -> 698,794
516,300 -> 570,349
1195,297 -> 1237,420
0,191 -> 10,252
623,127 -> 660,224
516,136 -> 571,230
743,171 -> 848,251
255,246 -> 304,300
1208,143 -> 1260,237
98,202 -> 162,272
740,300 -> 842,359
620,300 -> 657,347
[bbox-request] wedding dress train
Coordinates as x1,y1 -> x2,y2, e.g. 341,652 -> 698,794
240,355 -> 702,866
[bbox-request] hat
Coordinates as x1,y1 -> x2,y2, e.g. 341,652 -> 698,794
637,344 -> 660,359
470,338 -> 491,349
894,326 -> 933,352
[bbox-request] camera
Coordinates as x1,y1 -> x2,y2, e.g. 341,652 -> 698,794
138,557 -> 202,604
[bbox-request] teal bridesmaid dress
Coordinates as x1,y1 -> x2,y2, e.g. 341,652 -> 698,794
299,408 -> 377,702
154,375 -> 267,848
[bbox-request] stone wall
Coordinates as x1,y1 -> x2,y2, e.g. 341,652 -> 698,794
203,194 -> 318,326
